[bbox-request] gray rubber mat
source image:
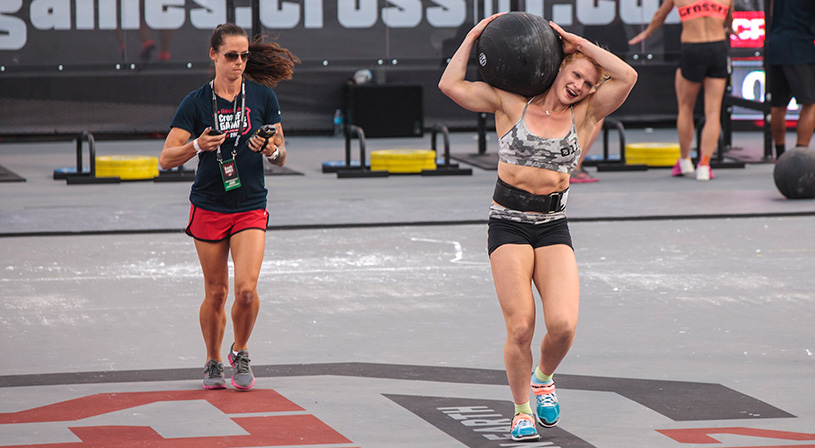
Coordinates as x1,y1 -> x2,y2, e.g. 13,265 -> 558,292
1,132 -> 814,448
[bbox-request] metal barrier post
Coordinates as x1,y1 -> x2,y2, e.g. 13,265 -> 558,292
477,113 -> 488,155
423,125 -> 472,176
344,127 -> 354,167
763,110 -> 773,161
64,131 -> 120,184
75,134 -> 84,176
336,125 -> 388,178
595,119 -> 648,172
432,125 -> 452,167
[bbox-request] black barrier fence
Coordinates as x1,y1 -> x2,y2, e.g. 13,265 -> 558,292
0,0 -> 776,138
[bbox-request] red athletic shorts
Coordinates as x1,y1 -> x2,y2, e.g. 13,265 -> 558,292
186,205 -> 269,242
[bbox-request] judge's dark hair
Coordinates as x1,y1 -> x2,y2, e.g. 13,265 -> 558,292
210,23 -> 299,87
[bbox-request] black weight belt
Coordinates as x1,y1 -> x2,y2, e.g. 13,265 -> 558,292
492,177 -> 568,214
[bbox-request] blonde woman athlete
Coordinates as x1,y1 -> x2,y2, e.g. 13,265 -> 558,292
440,14 -> 637,442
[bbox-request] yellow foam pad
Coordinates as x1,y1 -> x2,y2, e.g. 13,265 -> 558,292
370,149 -> 436,173
95,155 -> 160,180
625,143 -> 680,167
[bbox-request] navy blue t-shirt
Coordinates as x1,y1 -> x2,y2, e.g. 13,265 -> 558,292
765,0 -> 815,66
170,80 -> 281,213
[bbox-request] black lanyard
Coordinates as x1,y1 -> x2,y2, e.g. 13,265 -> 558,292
210,80 -> 246,161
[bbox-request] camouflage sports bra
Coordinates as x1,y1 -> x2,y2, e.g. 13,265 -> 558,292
497,97 -> 581,174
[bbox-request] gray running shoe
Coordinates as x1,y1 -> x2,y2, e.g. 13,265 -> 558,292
202,359 -> 226,390
228,343 -> 255,390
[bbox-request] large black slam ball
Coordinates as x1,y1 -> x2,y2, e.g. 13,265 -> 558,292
476,12 -> 564,97
774,147 -> 815,199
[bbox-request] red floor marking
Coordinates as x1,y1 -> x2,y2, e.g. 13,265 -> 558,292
234,415 -> 353,446
658,427 -> 815,445
6,416 -> 352,448
0,389 -> 301,424
1,389 -> 356,448
70,426 -> 166,445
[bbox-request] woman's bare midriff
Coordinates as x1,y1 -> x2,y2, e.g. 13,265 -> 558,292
679,17 -> 728,43
496,162 -> 570,196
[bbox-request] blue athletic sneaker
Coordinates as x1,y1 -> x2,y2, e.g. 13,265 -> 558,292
532,381 -> 560,427
510,413 -> 540,442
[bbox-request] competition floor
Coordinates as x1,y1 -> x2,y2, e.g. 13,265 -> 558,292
1,130 -> 814,448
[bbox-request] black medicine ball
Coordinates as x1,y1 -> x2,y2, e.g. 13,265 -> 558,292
773,147 -> 815,199
476,12 -> 564,97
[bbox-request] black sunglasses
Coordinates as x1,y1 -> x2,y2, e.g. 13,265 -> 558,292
219,51 -> 250,62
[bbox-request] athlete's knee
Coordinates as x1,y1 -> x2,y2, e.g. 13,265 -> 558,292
234,285 -> 257,307
545,319 -> 576,346
203,285 -> 229,307
506,319 -> 535,346
704,108 -> 723,123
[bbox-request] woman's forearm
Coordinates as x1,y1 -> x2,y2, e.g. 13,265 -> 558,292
578,38 -> 638,86
629,0 -> 674,44
438,30 -> 478,96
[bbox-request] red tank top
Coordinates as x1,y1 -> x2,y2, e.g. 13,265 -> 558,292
677,0 -> 729,22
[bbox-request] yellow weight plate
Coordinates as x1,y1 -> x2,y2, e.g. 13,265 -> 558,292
96,155 -> 160,180
370,149 -> 436,173
625,143 -> 680,167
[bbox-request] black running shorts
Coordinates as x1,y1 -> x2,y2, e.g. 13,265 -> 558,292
767,63 -> 815,107
487,217 -> 573,256
679,40 -> 729,83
